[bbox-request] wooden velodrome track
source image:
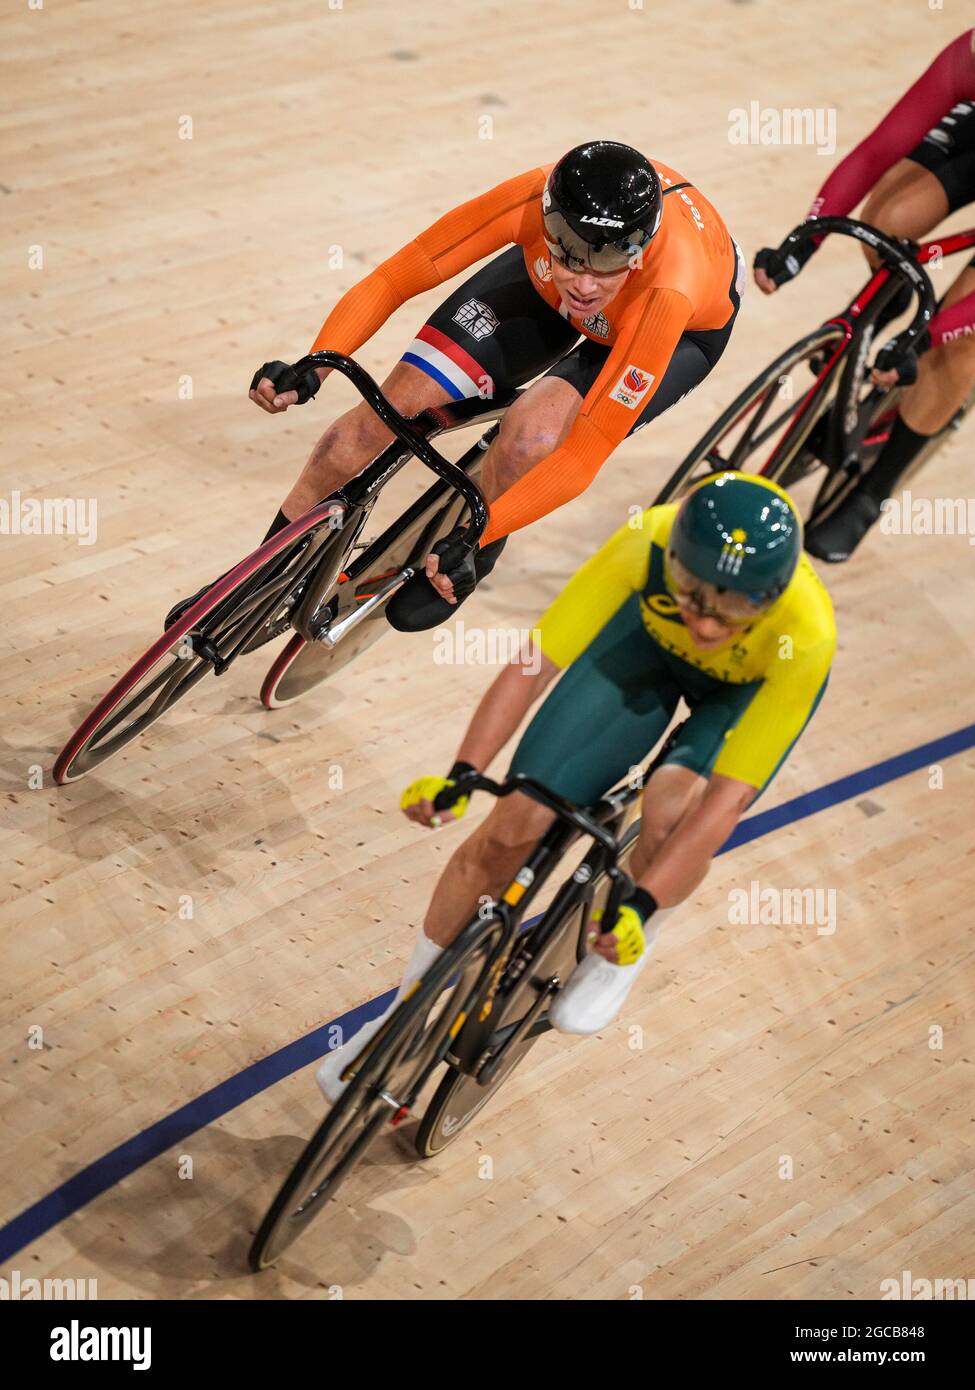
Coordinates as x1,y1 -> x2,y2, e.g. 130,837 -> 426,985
2,0 -> 973,1300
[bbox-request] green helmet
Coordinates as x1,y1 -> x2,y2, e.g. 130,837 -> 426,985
668,472 -> 803,606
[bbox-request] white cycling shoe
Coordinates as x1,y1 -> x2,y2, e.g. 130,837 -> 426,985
315,1013 -> 389,1103
549,944 -> 655,1036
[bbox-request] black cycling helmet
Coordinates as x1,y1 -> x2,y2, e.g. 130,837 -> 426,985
542,140 -> 663,273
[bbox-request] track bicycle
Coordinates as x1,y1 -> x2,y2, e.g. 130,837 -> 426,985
247,724 -> 685,1271
54,353 -> 522,783
653,216 -> 975,520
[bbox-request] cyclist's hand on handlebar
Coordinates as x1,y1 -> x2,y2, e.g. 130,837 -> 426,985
753,235 -> 816,293
872,329 -> 931,388
400,761 -> 478,829
249,360 -> 326,414
588,889 -> 658,964
753,263 -> 779,295
589,902 -> 647,965
424,524 -> 478,605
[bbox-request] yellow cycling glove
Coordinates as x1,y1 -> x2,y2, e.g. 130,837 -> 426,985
400,761 -> 477,825
589,887 -> 658,965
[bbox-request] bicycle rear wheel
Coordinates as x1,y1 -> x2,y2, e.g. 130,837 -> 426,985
248,914 -> 502,1271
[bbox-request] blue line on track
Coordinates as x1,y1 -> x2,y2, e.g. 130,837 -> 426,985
1,722 -> 973,1264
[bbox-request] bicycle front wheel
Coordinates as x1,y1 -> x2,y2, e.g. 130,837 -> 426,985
415,817 -> 644,1159
652,325 -> 849,510
54,508 -> 345,783
248,913 -> 503,1271
260,446 -> 485,709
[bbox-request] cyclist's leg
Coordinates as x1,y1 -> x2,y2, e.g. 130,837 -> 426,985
901,261 -> 975,433
280,361 -> 454,521
551,668 -> 828,1034
859,162 -> 948,251
503,600 -> 687,1034
626,681 -> 766,897
856,103 -> 974,330
284,246 -> 578,525
316,785 -> 555,1101
806,261 -> 975,561
857,102 -> 975,254
421,792 -> 556,946
627,763 -> 708,883
383,252 -> 581,627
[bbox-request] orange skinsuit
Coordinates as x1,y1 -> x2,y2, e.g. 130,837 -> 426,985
310,161 -> 738,545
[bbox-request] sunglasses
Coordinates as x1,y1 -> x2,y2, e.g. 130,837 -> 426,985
665,551 -> 774,626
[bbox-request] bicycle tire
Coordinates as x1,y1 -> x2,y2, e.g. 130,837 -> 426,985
54,507 -> 344,783
248,912 -> 503,1271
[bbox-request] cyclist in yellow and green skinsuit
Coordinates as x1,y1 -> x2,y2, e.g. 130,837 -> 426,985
317,472 -> 837,1100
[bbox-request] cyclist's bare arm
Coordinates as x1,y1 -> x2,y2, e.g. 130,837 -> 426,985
639,771 -> 756,907
756,29 -> 975,295
402,650 -> 559,829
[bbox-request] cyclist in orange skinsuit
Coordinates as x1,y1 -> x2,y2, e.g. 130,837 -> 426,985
168,142 -> 744,631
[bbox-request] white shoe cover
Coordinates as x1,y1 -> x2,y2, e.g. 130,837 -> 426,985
316,932 -> 445,1104
549,946 -> 653,1036
315,1012 -> 388,1103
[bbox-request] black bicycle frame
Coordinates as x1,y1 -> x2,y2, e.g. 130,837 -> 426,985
441,791 -> 632,1078
293,351 -> 509,540
772,218 -> 936,474
438,721 -> 688,1080
191,361 -> 519,669
745,214 -> 934,480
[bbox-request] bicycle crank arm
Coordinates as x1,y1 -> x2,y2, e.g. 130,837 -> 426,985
314,568 -> 414,647
477,976 -> 559,1087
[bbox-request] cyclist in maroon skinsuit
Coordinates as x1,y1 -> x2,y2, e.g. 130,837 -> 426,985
755,30 -> 975,561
